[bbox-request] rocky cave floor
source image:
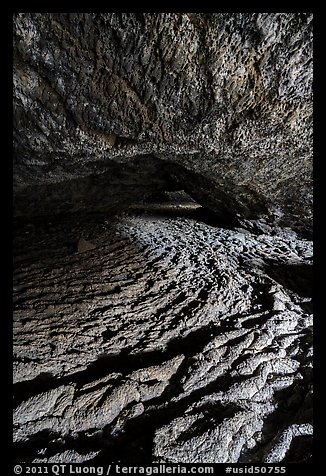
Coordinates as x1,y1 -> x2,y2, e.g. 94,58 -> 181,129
13,194 -> 313,464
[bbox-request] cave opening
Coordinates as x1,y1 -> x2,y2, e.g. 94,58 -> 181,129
128,190 -> 237,230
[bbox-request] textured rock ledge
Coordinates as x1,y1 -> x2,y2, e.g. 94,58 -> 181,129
13,208 -> 313,463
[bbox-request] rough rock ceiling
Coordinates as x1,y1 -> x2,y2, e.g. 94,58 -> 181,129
13,13 -> 312,235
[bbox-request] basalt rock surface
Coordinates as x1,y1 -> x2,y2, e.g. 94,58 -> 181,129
13,13 -> 313,235
13,12 -> 313,464
13,207 -> 312,463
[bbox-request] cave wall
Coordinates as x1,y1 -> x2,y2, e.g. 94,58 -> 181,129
13,13 -> 312,233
